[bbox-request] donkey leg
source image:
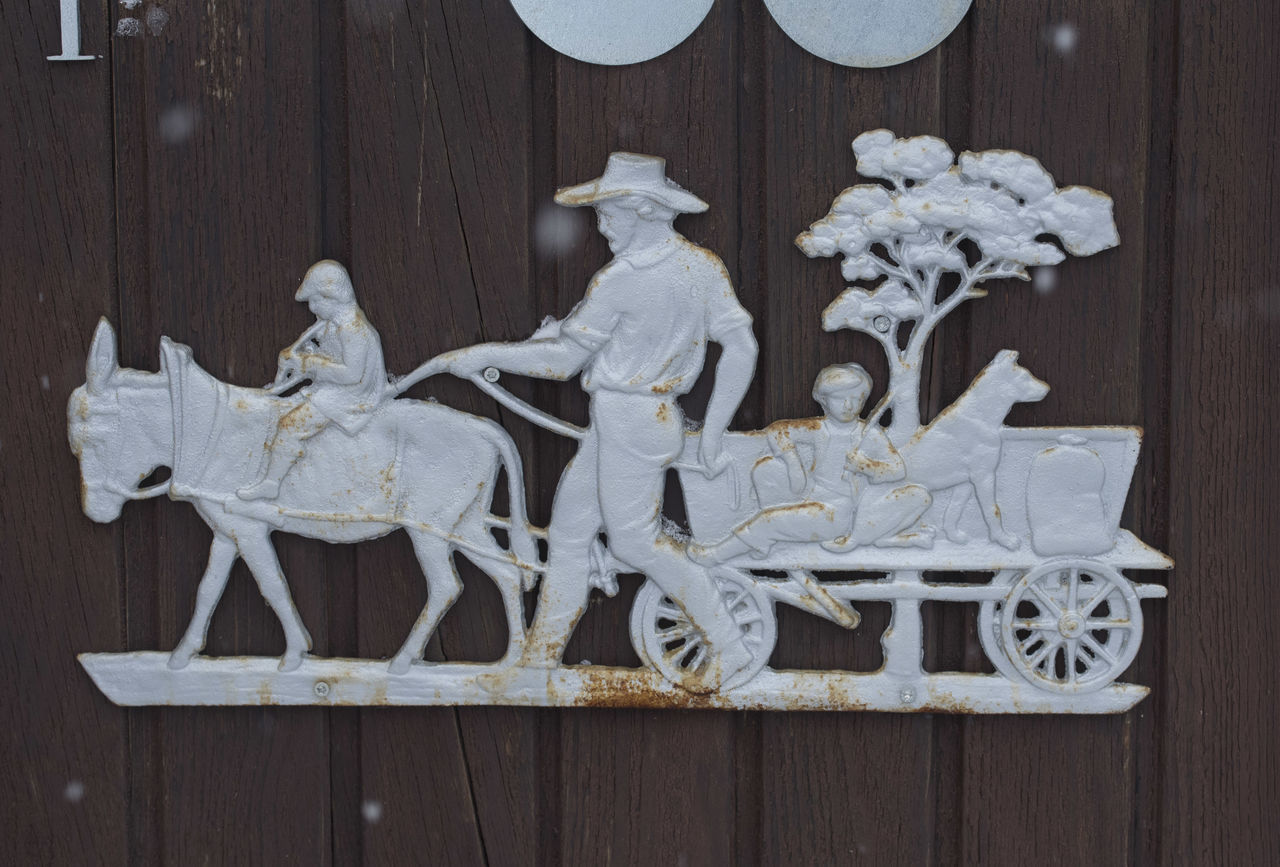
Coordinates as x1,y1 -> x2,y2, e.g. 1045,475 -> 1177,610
235,528 -> 313,671
479,554 -> 528,665
389,531 -> 463,675
169,533 -> 239,670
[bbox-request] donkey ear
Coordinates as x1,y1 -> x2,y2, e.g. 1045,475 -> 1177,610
86,318 -> 118,393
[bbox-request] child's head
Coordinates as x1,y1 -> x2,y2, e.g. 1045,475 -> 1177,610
813,363 -> 872,422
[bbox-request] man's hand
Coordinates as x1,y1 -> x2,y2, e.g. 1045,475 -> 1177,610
438,346 -> 493,379
697,433 -> 732,478
270,350 -> 301,389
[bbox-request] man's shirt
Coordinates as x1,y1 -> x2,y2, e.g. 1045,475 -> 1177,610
559,236 -> 752,396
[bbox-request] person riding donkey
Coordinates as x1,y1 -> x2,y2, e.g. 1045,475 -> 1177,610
688,363 -> 933,564
438,153 -> 760,691
239,260 -> 388,501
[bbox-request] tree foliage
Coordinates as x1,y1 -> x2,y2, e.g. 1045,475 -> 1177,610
798,129 -> 1120,438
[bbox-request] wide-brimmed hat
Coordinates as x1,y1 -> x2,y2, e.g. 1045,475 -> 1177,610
554,153 -> 708,214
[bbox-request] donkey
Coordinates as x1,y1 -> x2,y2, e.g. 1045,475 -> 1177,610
68,319 -> 539,673
897,349 -> 1050,549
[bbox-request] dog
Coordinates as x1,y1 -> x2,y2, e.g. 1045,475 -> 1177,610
898,350 -> 1049,549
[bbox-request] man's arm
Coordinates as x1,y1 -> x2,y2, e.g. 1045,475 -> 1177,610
699,322 -> 758,466
440,335 -> 593,382
848,426 -> 907,483
302,324 -> 371,386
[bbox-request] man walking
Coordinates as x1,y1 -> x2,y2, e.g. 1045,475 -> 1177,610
440,153 -> 758,691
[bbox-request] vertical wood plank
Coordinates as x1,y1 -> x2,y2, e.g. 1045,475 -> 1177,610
344,1 -> 539,861
110,1 -> 335,860
546,1 -> 748,861
0,1 -> 127,862
1163,1 -> 1280,862
956,1 -> 1156,862
754,10 -> 946,864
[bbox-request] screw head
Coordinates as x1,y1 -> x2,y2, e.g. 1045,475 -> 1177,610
899,686 -> 916,704
313,681 -> 331,698
483,366 -> 501,383
873,315 -> 892,333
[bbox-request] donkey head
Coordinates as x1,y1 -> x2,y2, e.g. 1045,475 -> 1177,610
68,319 -> 171,522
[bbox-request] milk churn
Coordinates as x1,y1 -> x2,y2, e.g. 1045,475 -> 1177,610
1025,433 -> 1113,555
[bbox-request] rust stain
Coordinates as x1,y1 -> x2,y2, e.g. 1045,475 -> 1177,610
655,403 -> 671,423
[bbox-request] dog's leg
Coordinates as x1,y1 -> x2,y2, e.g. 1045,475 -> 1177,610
943,485 -> 971,543
973,475 -> 1019,550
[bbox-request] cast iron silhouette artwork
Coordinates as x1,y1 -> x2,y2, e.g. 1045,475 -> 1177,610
68,132 -> 1171,711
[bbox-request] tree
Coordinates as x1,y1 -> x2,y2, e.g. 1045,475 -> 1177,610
797,129 -> 1120,443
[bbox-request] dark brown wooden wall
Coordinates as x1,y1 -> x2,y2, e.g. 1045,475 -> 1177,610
3,0 -> 1277,863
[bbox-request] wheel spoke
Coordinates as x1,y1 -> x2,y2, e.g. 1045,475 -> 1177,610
1012,618 -> 1058,631
1029,582 -> 1063,614
1081,633 -> 1117,665
1085,619 -> 1133,631
656,603 -> 685,622
1081,586 -> 1113,617
722,588 -> 745,611
1067,569 -> 1080,611
734,610 -> 763,627
688,645 -> 709,672
666,635 -> 701,663
656,625 -> 693,643
1064,639 -> 1079,683
1025,638 -> 1061,670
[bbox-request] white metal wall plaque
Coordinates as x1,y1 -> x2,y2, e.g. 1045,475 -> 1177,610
69,133 -> 1170,712
507,0 -> 972,68
764,0 -> 973,68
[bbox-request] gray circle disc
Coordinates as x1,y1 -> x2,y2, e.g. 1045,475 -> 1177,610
509,0 -> 715,66
763,0 -> 973,68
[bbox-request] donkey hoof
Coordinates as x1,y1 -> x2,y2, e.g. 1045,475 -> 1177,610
278,652 -> 305,673
387,655 -> 414,676
167,649 -> 195,671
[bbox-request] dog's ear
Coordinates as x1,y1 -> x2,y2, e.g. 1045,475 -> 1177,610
995,349 -> 1019,366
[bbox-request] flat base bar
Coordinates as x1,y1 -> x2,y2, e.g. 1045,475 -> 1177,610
81,653 -> 1148,713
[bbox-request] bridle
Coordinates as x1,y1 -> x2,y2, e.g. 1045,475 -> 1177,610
83,386 -> 172,502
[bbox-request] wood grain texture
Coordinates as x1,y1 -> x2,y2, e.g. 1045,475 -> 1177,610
1164,1 -> 1280,862
0,1 -> 127,862
1,0 -> 1278,864
955,2 -> 1160,863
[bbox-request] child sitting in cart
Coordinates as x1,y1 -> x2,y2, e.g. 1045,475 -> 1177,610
688,363 -> 933,565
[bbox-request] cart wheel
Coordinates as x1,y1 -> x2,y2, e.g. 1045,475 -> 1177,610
629,568 -> 776,692
999,560 -> 1142,694
977,570 -> 1025,682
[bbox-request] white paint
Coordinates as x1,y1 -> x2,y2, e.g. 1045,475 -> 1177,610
115,17 -> 141,37
361,800 -> 383,823
48,0 -> 96,61
145,6 -> 168,36
63,780 -> 85,802
764,0 -> 972,68
67,139 -> 1170,712
508,0 -> 715,66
